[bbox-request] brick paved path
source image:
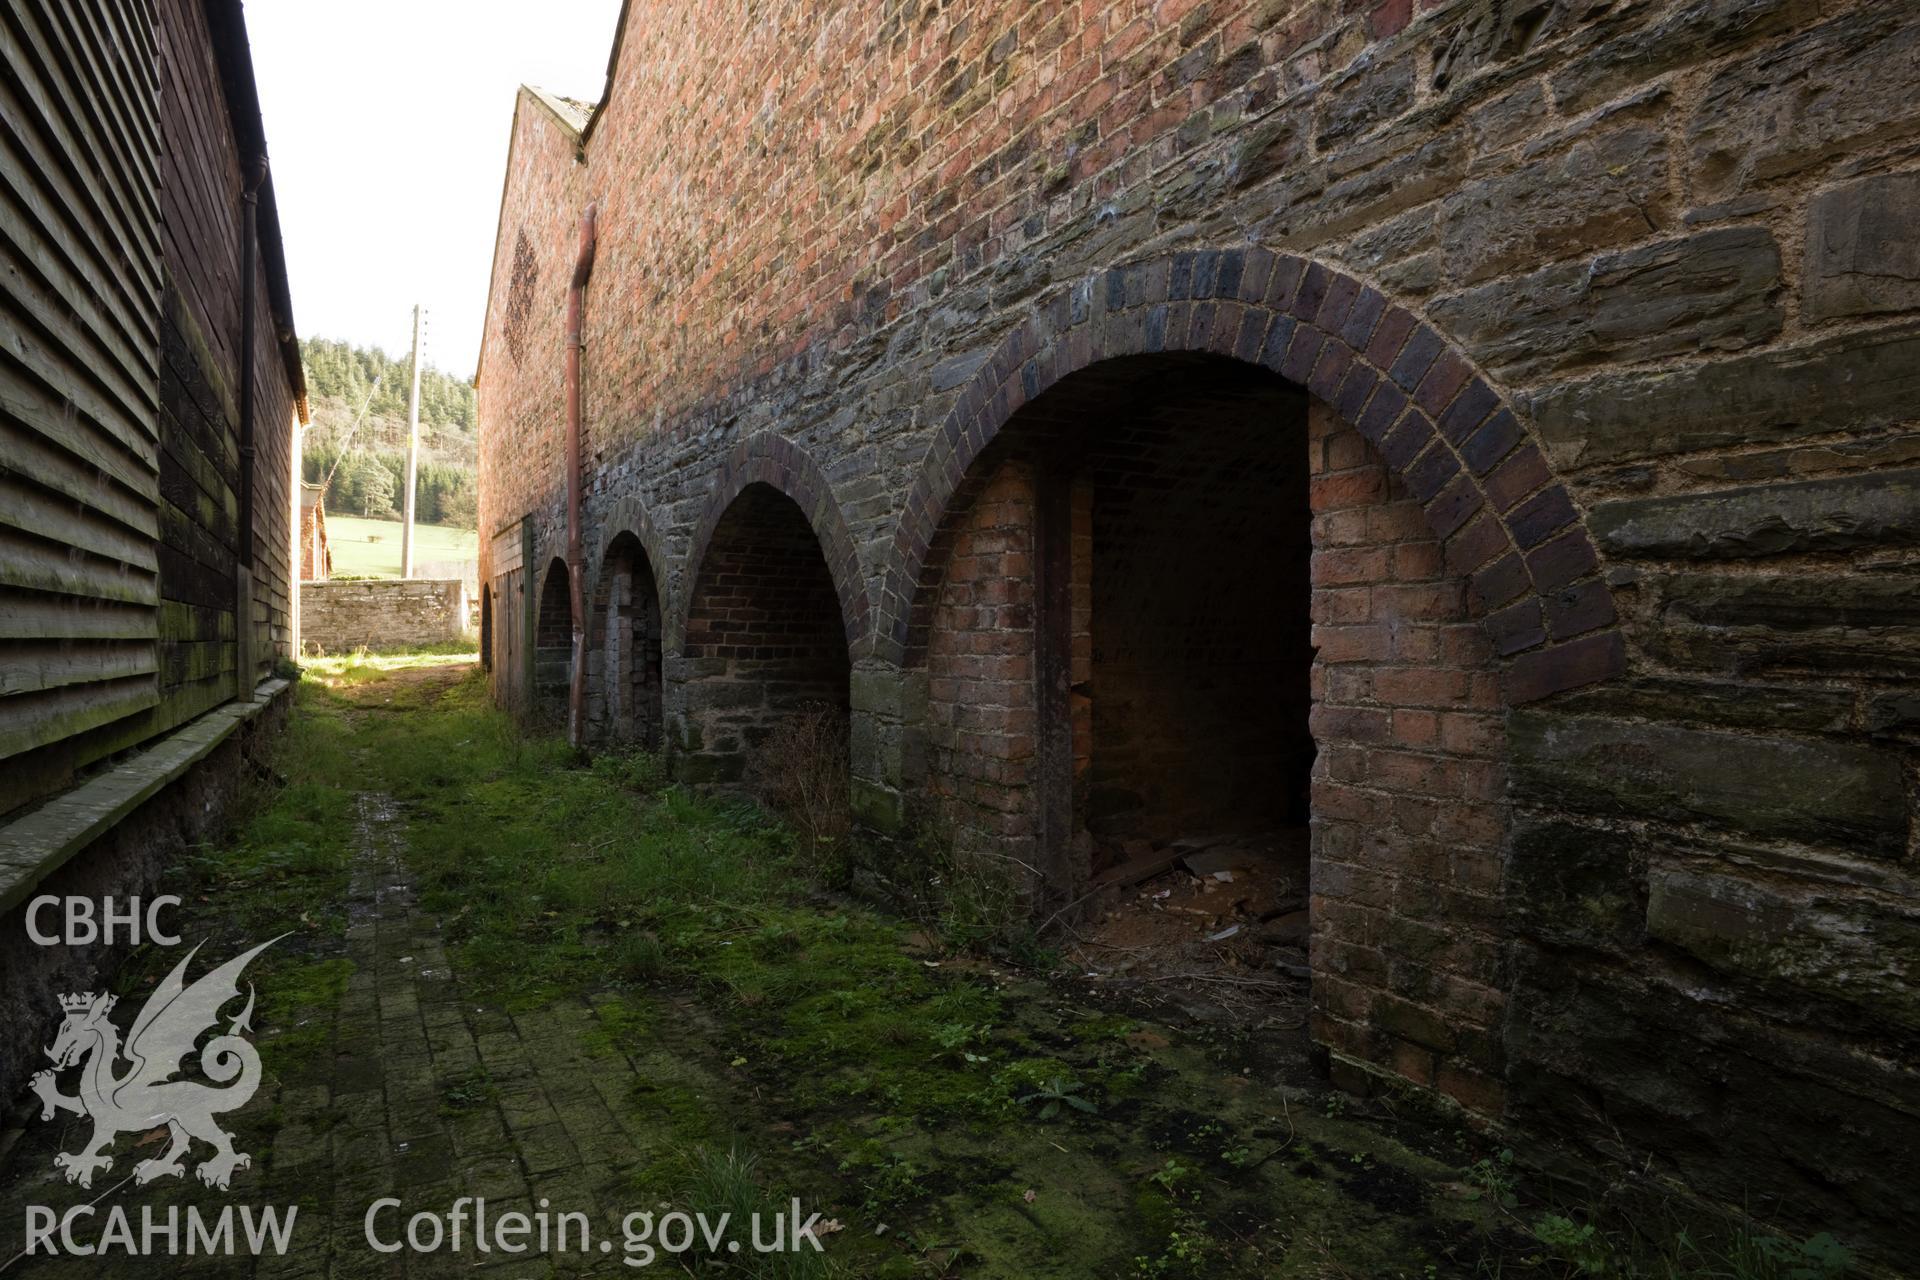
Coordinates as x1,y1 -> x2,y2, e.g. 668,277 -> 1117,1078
0,791 -> 725,1278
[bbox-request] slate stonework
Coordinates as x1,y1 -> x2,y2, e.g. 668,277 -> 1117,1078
473,0 -> 1920,1257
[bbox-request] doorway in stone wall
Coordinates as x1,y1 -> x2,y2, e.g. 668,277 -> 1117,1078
533,557 -> 571,726
914,354 -> 1318,997
680,482 -> 853,838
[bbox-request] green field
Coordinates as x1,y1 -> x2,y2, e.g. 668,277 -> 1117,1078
326,514 -> 476,578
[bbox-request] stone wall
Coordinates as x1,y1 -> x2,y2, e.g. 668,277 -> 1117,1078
474,0 -> 1920,1257
0,685 -> 291,1103
299,579 -> 470,654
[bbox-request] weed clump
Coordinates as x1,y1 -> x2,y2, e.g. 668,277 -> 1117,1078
749,704 -> 853,868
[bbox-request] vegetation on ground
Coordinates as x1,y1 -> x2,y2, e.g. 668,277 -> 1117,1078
107,655 -> 1861,1279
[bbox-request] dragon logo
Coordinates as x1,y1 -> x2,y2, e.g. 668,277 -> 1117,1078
29,937 -> 281,1191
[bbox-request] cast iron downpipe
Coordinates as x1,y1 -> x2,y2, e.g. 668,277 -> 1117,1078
564,204 -> 598,748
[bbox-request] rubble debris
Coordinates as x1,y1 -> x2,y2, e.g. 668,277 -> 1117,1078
1067,826 -> 1314,1019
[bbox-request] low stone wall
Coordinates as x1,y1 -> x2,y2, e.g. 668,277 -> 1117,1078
301,578 -> 470,654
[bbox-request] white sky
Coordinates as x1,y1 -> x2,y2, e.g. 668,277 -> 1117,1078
248,0 -> 624,380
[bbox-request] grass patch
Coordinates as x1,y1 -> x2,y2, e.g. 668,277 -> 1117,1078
152,654 -> 1859,1280
324,514 -> 475,578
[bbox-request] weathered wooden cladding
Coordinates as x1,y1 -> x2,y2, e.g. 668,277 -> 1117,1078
0,0 -> 163,782
1,0 -> 303,816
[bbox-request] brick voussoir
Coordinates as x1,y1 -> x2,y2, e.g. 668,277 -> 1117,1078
1215,248 -> 1246,299
1354,379 -> 1408,444
1414,350 -> 1474,417
1169,251 -> 1196,300
1405,442 -> 1463,504
1436,377 -> 1499,445
1234,307 -> 1272,363
1238,247 -> 1275,303
1486,598 -> 1549,656
1505,629 -> 1627,704
1506,484 -> 1578,549
1333,363 -> 1381,424
1483,443 -> 1551,512
1423,474 -> 1483,540
1469,551 -> 1532,609
1379,408 -> 1436,470
1365,304 -> 1417,369
1446,514 -> 1510,578
1387,324 -> 1445,392
1259,313 -> 1299,371
1280,324 -> 1328,384
1186,300 -> 1218,349
1265,254 -> 1306,311
1293,261 -> 1333,323
1524,529 -> 1599,592
1208,301 -> 1248,355
1308,337 -> 1357,402
1341,286 -> 1388,353
1460,408 -> 1522,475
1317,273 -> 1362,336
1542,576 -> 1617,639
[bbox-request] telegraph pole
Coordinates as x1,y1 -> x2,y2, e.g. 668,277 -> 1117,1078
401,304 -> 423,578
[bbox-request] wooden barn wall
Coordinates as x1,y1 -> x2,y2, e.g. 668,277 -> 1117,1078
155,0 -> 243,724
0,0 -> 165,808
243,242 -> 295,682
153,0 -> 295,721
0,0 -> 299,817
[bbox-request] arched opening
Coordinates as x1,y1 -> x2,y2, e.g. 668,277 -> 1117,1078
590,531 -> 663,748
909,346 -> 1511,1099
480,584 -> 493,671
534,557 -> 572,726
681,482 -> 852,796
913,354 -> 1315,909
885,250 -> 1625,1111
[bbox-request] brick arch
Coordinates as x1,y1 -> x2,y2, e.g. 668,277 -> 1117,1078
590,492 -> 672,622
671,432 -> 872,656
877,248 -> 1625,703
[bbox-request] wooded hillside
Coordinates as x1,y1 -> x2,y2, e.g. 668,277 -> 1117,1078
300,336 -> 477,528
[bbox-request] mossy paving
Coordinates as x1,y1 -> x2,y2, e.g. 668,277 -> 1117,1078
0,658 -> 1544,1278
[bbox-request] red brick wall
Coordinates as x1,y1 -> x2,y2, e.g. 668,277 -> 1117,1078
1306,400 -> 1507,1111
924,459 -> 1043,869
475,94 -> 582,564
682,484 -> 852,776
478,0 -> 1456,545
